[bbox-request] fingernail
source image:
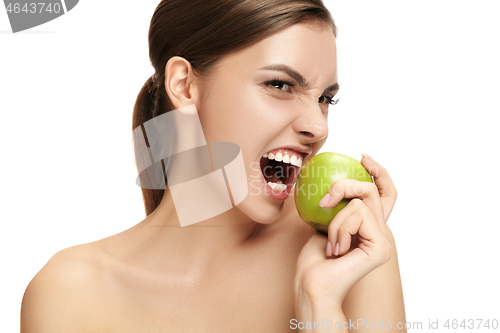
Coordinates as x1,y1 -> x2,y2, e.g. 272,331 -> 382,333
362,153 -> 374,162
334,242 -> 339,256
318,193 -> 330,207
326,241 -> 333,256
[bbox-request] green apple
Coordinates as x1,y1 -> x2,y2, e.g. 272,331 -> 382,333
294,152 -> 373,234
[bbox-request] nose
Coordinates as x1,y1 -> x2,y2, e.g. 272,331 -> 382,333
292,101 -> 329,143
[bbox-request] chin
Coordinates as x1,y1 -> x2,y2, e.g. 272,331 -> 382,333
235,195 -> 286,225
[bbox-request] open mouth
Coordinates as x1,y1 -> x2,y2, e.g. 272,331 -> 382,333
259,148 -> 305,194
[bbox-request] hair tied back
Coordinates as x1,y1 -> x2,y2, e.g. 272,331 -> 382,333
149,73 -> 160,94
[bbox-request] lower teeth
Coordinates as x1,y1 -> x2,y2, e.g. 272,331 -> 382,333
268,181 -> 286,192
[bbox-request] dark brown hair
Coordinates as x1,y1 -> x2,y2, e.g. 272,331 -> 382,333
133,0 -> 337,216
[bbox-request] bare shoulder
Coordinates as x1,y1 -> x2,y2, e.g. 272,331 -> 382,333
21,242 -> 107,332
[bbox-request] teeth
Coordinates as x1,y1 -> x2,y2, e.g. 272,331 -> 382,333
268,181 -> 287,192
289,155 -> 302,167
262,151 -> 303,167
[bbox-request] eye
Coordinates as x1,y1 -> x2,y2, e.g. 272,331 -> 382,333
264,79 -> 295,93
318,95 -> 340,105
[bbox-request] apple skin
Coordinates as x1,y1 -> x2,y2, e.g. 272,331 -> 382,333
294,152 -> 374,234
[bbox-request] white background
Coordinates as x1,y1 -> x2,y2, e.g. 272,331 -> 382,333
1,0 -> 499,331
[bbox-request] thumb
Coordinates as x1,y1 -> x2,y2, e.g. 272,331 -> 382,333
361,154 -> 398,215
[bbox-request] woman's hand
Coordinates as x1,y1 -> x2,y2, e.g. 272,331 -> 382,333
294,154 -> 398,312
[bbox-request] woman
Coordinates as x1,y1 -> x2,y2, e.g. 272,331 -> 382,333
21,0 -> 405,331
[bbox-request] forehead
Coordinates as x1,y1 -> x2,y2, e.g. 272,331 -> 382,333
217,22 -> 338,83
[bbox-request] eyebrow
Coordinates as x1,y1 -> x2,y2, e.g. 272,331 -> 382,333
259,64 -> 339,95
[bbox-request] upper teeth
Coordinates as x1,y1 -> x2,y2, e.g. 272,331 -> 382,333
263,151 -> 302,167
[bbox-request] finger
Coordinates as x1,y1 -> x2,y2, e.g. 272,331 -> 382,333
327,198 -> 380,256
361,154 -> 398,217
326,198 -> 361,255
320,179 -> 385,229
331,200 -> 387,259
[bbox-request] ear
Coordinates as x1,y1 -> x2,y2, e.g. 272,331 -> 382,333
164,56 -> 200,109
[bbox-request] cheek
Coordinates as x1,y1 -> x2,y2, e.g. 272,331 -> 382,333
197,81 -> 298,172
236,90 -> 298,140
198,84 -> 264,143
197,83 -> 253,141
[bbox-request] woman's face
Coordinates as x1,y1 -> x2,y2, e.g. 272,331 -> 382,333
196,21 -> 338,224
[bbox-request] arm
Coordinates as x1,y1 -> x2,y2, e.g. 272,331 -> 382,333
294,199 -> 392,332
294,155 -> 404,332
339,155 -> 406,331
295,291 -> 348,332
342,225 -> 406,332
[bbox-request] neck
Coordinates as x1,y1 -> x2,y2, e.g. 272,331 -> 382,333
133,186 -> 262,275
